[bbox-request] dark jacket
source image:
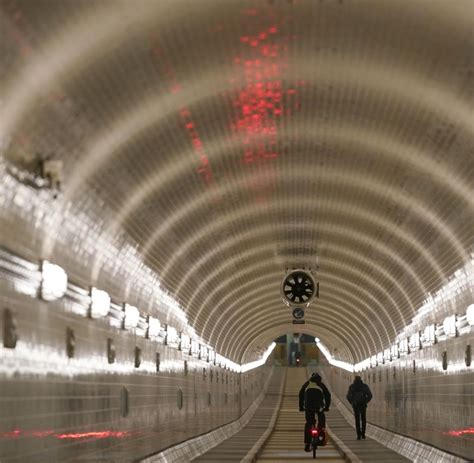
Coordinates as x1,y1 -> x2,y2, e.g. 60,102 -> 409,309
346,377 -> 372,408
299,377 -> 331,412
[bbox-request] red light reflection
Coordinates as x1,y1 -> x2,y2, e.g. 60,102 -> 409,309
0,428 -> 134,440
150,34 -> 214,186
232,15 -> 300,166
444,427 -> 474,437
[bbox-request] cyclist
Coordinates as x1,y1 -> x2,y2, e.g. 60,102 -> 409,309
299,372 -> 331,452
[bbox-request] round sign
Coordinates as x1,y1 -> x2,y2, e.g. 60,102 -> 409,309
292,307 -> 305,320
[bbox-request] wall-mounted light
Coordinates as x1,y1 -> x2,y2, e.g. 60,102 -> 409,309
147,316 -> 161,338
180,333 -> 191,352
409,332 -> 421,351
165,325 -> 179,347
123,304 -> 139,329
90,287 -> 110,318
421,324 -> 436,346
443,315 -> 457,337
200,344 -> 208,361
191,339 -> 200,357
466,304 -> 474,326
41,261 -> 67,301
399,339 -> 409,355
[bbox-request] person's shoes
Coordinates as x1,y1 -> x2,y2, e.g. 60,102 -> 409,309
304,444 -> 311,452
362,434 -> 366,439
356,436 -> 361,440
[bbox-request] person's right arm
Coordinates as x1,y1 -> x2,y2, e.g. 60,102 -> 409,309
299,381 -> 309,411
346,385 -> 353,405
365,385 -> 373,403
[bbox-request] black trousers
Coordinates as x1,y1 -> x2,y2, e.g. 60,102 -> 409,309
353,405 -> 367,437
304,410 -> 326,444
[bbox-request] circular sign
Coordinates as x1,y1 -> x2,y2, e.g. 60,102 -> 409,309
292,307 -> 305,320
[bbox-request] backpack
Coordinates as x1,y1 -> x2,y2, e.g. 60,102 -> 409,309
353,387 -> 366,406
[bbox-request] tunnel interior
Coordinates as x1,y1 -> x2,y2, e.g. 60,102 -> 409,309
0,1 -> 473,462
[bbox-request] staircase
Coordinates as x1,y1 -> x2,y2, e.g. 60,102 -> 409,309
256,367 -> 345,462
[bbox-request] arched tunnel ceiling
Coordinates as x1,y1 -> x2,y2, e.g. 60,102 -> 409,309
1,0 -> 473,364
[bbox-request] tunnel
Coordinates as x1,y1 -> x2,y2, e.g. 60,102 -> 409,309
0,1 -> 473,462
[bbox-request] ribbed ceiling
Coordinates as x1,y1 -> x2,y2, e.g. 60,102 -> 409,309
1,0 -> 473,363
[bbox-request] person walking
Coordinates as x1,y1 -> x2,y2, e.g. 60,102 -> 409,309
299,372 -> 331,452
346,375 -> 372,440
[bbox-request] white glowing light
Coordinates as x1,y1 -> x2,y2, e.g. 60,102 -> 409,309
384,348 -> 391,362
409,332 -> 421,351
41,261 -> 68,301
421,324 -> 436,346
123,304 -> 139,329
241,342 -> 276,373
390,344 -> 399,359
443,315 -> 457,337
90,287 -> 110,318
399,338 -> 409,355
315,339 -> 354,372
208,349 -> 215,363
180,333 -> 191,351
200,344 -> 208,360
147,316 -> 161,338
466,304 -> 474,326
166,326 -> 179,346
191,339 -> 200,357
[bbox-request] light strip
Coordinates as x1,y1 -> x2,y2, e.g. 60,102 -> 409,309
315,338 -> 354,372
240,342 -> 276,373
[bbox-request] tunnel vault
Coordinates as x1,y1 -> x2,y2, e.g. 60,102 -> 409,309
0,0 -> 473,365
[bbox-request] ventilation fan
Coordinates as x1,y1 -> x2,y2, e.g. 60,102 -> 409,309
281,270 -> 317,306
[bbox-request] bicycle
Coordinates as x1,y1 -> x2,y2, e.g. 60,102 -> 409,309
310,425 -> 327,459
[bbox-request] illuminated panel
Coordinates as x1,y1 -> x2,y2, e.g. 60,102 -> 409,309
399,338 -> 409,355
180,333 -> 191,352
466,304 -> 474,325
123,304 -> 140,329
90,287 -> 110,318
191,339 -> 200,357
200,344 -> 208,361
409,332 -> 421,351
165,325 -> 180,347
421,324 -> 436,347
41,261 -> 67,301
443,315 -> 457,337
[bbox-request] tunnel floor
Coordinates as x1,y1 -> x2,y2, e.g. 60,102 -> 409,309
195,366 -> 411,462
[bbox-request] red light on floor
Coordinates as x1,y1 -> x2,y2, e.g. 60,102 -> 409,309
0,429 -> 133,440
56,431 -> 132,440
445,427 -> 474,437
